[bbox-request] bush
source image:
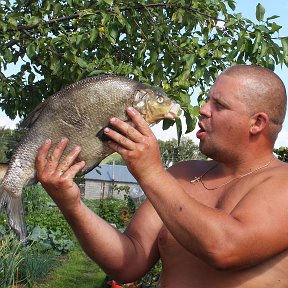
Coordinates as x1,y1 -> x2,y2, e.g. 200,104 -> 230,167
26,208 -> 73,238
96,199 -> 134,228
28,226 -> 74,255
0,234 -> 23,287
0,232 -> 60,287
19,246 -> 57,286
23,184 -> 53,215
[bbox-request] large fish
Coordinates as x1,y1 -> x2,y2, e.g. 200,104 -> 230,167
0,75 -> 180,241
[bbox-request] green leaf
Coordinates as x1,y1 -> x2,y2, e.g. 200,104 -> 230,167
76,57 -> 88,68
162,118 -> 175,131
266,15 -> 280,21
256,3 -> 265,22
175,117 -> 182,145
76,34 -> 84,46
90,28 -> 98,43
79,9 -> 95,17
281,37 -> 288,62
28,73 -> 35,84
104,0 -> 113,5
3,49 -> 13,62
184,109 -> 197,134
266,57 -> 275,70
108,23 -> 118,44
8,17 -> 17,29
252,31 -> 262,54
260,41 -> 269,58
26,43 -> 36,59
54,3 -> 62,14
28,16 -> 40,26
227,0 -> 236,11
271,22 -> 282,33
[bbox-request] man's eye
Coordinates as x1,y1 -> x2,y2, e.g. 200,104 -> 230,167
215,102 -> 224,110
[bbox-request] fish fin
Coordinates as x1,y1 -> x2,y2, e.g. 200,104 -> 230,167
96,125 -> 126,142
0,185 -> 28,243
82,162 -> 101,175
21,101 -> 48,128
96,124 -> 115,142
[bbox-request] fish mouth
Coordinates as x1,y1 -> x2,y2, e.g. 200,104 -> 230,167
164,103 -> 180,120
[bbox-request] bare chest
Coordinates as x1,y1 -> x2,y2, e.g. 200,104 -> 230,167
158,227 -> 288,288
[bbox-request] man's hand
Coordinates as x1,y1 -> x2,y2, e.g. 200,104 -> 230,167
35,137 -> 86,211
103,107 -> 165,182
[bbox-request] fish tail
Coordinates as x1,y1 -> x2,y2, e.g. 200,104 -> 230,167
0,185 -> 28,243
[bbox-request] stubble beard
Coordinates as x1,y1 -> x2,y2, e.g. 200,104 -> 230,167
199,139 -> 236,163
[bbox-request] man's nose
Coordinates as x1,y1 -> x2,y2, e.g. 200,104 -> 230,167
199,102 -> 211,118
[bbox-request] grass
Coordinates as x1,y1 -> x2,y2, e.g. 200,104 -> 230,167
34,242 -> 107,288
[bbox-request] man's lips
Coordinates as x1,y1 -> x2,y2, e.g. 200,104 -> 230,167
196,121 -> 206,139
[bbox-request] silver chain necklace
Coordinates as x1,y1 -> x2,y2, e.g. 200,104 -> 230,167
190,158 -> 274,190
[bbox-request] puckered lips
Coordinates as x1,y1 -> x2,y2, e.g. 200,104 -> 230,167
196,121 -> 206,139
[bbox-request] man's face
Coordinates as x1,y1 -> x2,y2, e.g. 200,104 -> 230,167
196,75 -> 251,161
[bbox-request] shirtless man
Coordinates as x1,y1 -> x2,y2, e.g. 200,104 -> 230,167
36,65 -> 288,287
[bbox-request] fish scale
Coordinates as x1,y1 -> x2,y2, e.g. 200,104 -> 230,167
0,74 -> 180,241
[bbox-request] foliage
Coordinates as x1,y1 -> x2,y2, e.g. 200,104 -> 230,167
0,232 -> 58,287
104,152 -> 126,165
23,184 -> 54,214
274,146 -> 288,162
1,184 -> 74,256
105,138 -> 205,168
159,137 -> 206,167
0,127 -> 14,163
0,233 -> 23,287
26,208 -> 73,237
1,0 -> 287,136
97,198 -> 133,228
21,184 -> 74,237
0,126 -> 24,163
18,246 -> 57,286
136,261 -> 162,288
27,226 -> 74,255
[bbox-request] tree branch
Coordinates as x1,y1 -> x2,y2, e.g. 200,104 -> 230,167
10,3 -> 224,34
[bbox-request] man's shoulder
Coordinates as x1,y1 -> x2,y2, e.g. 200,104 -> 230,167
267,159 -> 288,184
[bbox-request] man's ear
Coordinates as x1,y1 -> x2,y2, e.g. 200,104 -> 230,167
249,112 -> 269,135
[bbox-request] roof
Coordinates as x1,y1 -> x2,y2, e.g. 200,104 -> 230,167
84,164 -> 137,184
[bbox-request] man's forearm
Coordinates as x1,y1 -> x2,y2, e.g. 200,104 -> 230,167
60,201 -> 147,281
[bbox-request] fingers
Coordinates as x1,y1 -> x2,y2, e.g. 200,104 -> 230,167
104,124 -> 135,151
36,138 -> 85,182
36,138 -> 52,174
49,137 -> 69,163
103,107 -> 153,148
126,107 -> 152,136
56,145 -> 81,175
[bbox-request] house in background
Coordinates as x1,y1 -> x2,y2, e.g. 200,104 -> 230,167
84,164 -> 139,200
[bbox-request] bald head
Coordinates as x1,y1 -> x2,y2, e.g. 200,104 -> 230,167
220,65 -> 287,142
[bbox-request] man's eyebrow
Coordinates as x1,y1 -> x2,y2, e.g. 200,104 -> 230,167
209,92 -> 231,107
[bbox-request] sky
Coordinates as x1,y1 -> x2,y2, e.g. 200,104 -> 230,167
1,0 -> 288,147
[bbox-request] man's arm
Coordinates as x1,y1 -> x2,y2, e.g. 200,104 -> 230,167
35,137 -> 162,283
104,107 -> 288,270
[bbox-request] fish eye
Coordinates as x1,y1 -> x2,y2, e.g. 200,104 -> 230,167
157,96 -> 164,104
